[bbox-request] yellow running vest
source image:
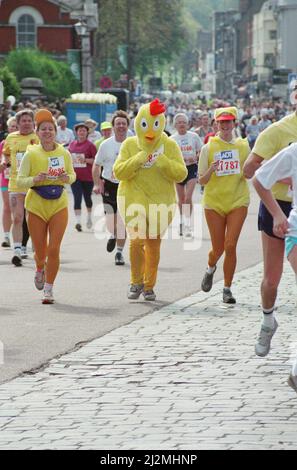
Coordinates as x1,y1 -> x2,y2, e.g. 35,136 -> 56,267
203,136 -> 250,215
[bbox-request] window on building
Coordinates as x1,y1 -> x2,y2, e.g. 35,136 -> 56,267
264,53 -> 276,69
17,14 -> 36,48
269,30 -> 277,40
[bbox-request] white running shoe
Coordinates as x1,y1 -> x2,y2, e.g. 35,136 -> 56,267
255,319 -> 278,357
21,246 -> 28,259
34,269 -> 45,291
184,227 -> 193,239
115,252 -> 125,265
288,374 -> 297,393
143,290 -> 156,301
42,289 -> 54,304
86,219 -> 93,229
127,284 -> 144,300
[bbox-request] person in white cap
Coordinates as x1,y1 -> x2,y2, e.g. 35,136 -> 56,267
258,109 -> 271,132
84,119 -> 101,144
56,115 -> 75,148
243,80 -> 297,362
170,112 -> 202,237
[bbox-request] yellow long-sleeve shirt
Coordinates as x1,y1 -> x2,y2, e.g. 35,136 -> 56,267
113,133 -> 187,237
17,143 -> 76,222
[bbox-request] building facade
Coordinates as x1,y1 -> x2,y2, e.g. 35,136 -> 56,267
236,0 -> 267,80
0,0 -> 77,60
213,10 -> 239,98
0,0 -> 98,60
252,1 -> 277,86
276,0 -> 297,71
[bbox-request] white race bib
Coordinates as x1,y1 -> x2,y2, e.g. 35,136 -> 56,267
47,156 -> 66,180
143,145 -> 164,169
71,153 -> 86,168
16,152 -> 24,170
214,150 -> 240,177
4,167 -> 10,179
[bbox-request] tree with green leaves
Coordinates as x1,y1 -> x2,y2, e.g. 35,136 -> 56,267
94,0 -> 186,82
5,49 -> 80,100
0,66 -> 21,100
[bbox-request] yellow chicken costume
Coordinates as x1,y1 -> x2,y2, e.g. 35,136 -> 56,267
113,99 -> 187,300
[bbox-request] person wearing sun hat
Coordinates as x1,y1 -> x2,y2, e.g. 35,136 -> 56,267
17,108 -> 76,304
84,118 -> 101,144
198,106 -> 250,304
69,122 -> 97,231
95,121 -> 113,150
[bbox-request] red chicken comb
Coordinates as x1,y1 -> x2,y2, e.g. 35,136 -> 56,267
150,99 -> 166,116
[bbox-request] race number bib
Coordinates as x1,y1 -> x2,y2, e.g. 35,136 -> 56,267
16,152 -> 24,170
71,153 -> 86,168
214,150 -> 240,177
4,166 -> 10,179
143,145 -> 164,169
180,139 -> 196,164
47,156 -> 65,179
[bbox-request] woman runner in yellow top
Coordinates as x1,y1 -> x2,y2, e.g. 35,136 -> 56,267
198,107 -> 250,304
17,109 -> 76,304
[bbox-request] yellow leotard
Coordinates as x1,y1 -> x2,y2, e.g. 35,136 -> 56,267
200,136 -> 250,216
17,143 -> 76,222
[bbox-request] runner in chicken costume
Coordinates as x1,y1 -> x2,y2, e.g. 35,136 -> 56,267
113,99 -> 187,301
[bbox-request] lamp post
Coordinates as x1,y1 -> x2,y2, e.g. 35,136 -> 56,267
74,20 -> 92,92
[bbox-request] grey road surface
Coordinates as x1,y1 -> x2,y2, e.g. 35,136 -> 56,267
0,184 -> 262,384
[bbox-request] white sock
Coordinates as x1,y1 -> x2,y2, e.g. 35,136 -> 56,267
207,265 -> 216,274
185,217 -> 191,229
224,286 -> 231,291
262,307 -> 275,328
117,246 -> 123,253
13,243 -> 21,252
76,215 -> 81,224
4,232 -> 10,239
87,212 -> 92,221
44,283 -> 53,292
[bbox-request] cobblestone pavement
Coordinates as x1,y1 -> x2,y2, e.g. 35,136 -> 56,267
0,262 -> 296,450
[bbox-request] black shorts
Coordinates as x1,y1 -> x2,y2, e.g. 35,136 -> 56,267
258,199 -> 292,239
177,163 -> 198,186
102,179 -> 118,214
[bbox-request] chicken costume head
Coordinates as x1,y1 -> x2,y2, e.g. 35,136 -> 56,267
135,99 -> 166,152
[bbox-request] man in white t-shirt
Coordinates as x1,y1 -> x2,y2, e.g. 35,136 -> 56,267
170,112 -> 202,237
56,115 -> 75,148
253,142 -> 297,394
92,110 -> 129,265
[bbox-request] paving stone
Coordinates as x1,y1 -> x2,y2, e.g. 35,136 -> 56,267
0,263 -> 296,449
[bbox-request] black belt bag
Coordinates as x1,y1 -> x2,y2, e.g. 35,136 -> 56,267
32,185 -> 64,200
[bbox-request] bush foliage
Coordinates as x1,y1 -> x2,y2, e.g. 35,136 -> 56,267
0,65 -> 21,100
5,49 -> 80,100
